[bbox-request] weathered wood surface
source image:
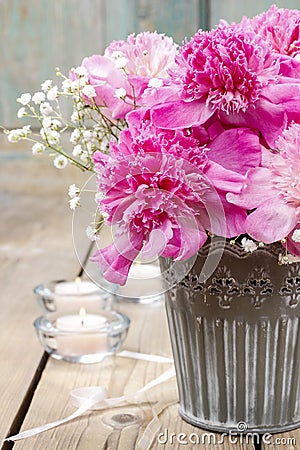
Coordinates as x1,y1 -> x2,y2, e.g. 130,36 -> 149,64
0,136 -> 89,443
209,0 -> 300,27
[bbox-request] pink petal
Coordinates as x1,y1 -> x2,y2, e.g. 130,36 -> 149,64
209,128 -> 262,174
226,168 -> 274,209
175,215 -> 207,259
220,96 -> 287,148
201,194 -> 247,238
246,201 -> 297,243
142,228 -> 170,259
91,232 -> 143,286
151,99 -> 214,129
205,161 -> 245,193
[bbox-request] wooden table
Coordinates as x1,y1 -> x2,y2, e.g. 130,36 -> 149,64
0,139 -> 298,449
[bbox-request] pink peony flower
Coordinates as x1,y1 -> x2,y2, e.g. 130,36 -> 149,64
151,24 -> 300,147
91,114 -> 265,284
105,31 -> 178,79
227,122 -> 300,256
74,32 -> 178,119
242,5 -> 300,77
92,152 -> 210,284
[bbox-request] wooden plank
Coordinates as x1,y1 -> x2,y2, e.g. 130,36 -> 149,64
0,0 -> 105,127
103,0 -> 138,44
104,0 -> 200,46
0,137 -> 90,442
135,0 -> 201,44
209,0 -> 300,28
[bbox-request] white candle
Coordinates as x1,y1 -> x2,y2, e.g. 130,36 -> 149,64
55,279 -> 98,296
118,262 -> 163,298
54,279 -> 108,312
56,308 -> 108,357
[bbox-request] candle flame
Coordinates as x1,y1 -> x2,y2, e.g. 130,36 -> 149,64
75,277 -> 81,294
79,307 -> 86,327
79,307 -> 86,316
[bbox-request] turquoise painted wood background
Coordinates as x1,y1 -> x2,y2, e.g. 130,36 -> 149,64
1,0 -> 300,127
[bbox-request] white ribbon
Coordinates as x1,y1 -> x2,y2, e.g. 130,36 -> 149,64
118,350 -> 173,364
4,351 -> 175,443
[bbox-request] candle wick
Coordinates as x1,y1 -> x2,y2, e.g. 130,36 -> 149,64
81,319 -> 84,327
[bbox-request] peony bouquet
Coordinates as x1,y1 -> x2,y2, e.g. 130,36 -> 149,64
5,5 -> 300,285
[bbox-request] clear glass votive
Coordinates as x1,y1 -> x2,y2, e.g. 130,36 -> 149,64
34,309 -> 130,363
34,278 -> 115,313
115,261 -> 165,304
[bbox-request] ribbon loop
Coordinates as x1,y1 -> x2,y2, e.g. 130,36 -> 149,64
4,350 -> 176,443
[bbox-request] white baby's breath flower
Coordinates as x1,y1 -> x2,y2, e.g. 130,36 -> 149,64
42,117 -> 52,129
73,66 -> 88,77
72,144 -> 83,157
294,54 -> 300,62
114,87 -> 127,99
7,129 -> 23,143
100,137 -> 110,151
17,93 -> 31,106
32,92 -> 46,104
51,119 -> 62,130
86,225 -> 98,241
82,84 -> 96,98
70,129 -> 81,144
32,142 -> 45,155
291,229 -> 300,243
23,125 -> 31,135
82,129 -> 93,140
62,78 -> 73,93
241,237 -> 258,253
69,196 -> 80,210
17,107 -> 26,118
68,184 -> 80,198
114,56 -> 129,69
40,102 -> 53,116
148,78 -> 163,88
48,130 -> 60,145
41,79 -> 52,91
41,126 -> 60,145
53,154 -> 68,169
70,109 -> 80,123
75,76 -> 89,88
47,86 -> 58,101
85,141 -> 93,152
80,151 -> 89,163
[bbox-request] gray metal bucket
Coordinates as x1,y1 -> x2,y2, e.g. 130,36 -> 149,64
161,239 -> 300,433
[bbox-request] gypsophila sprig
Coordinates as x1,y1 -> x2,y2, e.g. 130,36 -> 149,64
3,67 -> 126,174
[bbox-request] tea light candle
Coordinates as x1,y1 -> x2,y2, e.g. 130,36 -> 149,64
54,278 -> 108,312
56,308 -> 108,357
55,278 -> 97,296
118,262 -> 163,299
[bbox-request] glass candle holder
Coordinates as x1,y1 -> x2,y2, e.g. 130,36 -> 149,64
34,309 -> 130,364
34,278 -> 115,313
115,261 -> 165,304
